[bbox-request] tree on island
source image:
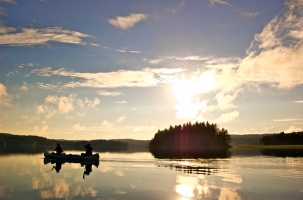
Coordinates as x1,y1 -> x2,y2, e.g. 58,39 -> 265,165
149,121 -> 231,150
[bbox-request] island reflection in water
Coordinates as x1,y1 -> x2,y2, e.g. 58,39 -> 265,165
260,148 -> 303,157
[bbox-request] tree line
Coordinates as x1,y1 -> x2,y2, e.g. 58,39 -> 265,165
0,133 -> 128,151
149,121 -> 231,150
259,131 -> 303,145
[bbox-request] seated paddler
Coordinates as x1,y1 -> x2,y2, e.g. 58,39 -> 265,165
83,141 -> 93,156
52,143 -> 64,155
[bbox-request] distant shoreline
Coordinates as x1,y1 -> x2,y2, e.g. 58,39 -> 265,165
232,145 -> 303,149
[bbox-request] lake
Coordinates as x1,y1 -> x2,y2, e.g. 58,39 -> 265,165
0,148 -> 302,200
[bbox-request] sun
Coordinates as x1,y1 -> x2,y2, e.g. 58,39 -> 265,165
172,72 -> 217,120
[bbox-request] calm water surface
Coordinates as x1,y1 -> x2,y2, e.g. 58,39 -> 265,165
0,149 -> 302,200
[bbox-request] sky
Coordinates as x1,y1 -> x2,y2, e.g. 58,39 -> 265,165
0,0 -> 303,140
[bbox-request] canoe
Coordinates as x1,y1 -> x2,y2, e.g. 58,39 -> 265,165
44,150 -> 100,161
43,158 -> 99,167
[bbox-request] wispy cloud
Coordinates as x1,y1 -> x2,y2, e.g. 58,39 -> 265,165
295,100 -> 303,103
116,100 -> 127,104
36,94 -> 99,119
0,0 -> 16,4
273,118 -> 302,122
170,55 -> 211,61
100,120 -> 113,128
0,82 -> 12,106
91,43 -> 100,47
116,116 -> 125,123
208,0 -> 232,7
0,7 -> 6,16
108,13 -> 149,30
73,123 -> 85,131
20,81 -> 29,91
98,90 -> 124,96
0,26 -> 90,46
144,55 -> 211,64
31,67 -> 184,88
284,125 -> 302,133
242,12 -> 260,18
239,0 -> 303,89
166,1 -> 186,14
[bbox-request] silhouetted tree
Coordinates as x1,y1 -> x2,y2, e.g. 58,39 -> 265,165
149,121 -> 230,150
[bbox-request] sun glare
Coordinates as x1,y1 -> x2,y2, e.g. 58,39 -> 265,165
172,72 -> 217,120
175,184 -> 195,198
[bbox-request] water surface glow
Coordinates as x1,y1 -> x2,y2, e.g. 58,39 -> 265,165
0,150 -> 302,199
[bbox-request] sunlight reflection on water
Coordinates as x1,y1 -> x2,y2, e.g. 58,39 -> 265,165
0,150 -> 302,199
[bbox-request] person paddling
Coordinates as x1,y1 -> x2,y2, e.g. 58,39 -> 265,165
84,141 -> 93,156
52,143 -> 63,155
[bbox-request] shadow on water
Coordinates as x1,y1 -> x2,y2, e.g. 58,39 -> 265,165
260,148 -> 303,157
149,148 -> 231,159
44,158 -> 99,178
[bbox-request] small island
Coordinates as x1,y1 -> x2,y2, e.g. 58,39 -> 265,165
149,121 -> 231,158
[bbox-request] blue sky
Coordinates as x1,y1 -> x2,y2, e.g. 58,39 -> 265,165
0,0 -> 302,140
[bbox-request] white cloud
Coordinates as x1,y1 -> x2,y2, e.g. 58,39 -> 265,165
208,0 -> 232,7
91,43 -> 100,47
0,83 -> 12,106
284,125 -> 302,133
98,90 -> 124,96
215,111 -> 239,122
114,190 -> 126,195
85,97 -> 100,108
295,100 -> 303,103
116,116 -> 125,123
20,82 -> 29,91
143,58 -> 164,64
238,0 -> 303,88
108,13 -> 149,30
45,94 -> 76,114
36,94 -> 98,119
215,91 -> 240,110
0,26 -> 90,46
31,67 -> 184,88
100,120 -> 112,128
172,55 -> 211,61
73,123 -> 85,131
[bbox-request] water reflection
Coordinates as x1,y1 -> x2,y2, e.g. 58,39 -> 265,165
174,174 -> 243,200
260,148 -> 303,157
44,158 -> 99,178
175,165 -> 218,175
150,148 -> 231,159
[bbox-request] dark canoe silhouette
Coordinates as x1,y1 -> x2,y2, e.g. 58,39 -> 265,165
44,150 -> 100,161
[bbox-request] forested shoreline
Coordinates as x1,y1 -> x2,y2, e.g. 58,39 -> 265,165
259,132 -> 303,145
0,133 -> 128,151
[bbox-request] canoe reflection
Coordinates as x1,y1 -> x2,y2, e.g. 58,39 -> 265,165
44,158 -> 99,178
